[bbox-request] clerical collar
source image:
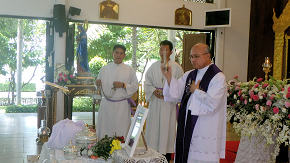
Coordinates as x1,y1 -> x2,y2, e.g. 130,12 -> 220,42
197,63 -> 213,74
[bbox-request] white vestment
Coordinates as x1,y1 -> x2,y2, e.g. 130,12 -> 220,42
144,60 -> 183,154
97,62 -> 138,139
163,64 -> 227,162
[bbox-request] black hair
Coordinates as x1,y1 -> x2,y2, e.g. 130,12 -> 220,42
113,44 -> 126,52
160,40 -> 173,51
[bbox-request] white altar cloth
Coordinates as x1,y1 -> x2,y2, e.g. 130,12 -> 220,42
38,143 -> 112,163
112,147 -> 168,163
235,134 -> 274,163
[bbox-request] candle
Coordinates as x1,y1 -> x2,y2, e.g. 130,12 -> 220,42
163,49 -> 168,71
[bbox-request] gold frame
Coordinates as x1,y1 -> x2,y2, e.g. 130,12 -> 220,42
272,1 -> 290,79
99,0 -> 119,20
284,35 -> 290,79
175,5 -> 192,26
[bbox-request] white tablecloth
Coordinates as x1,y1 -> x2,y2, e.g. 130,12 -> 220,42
38,143 -> 112,163
112,147 -> 168,163
235,135 -> 274,163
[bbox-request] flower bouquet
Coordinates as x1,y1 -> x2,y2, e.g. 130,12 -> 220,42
87,135 -> 124,160
227,75 -> 290,160
56,71 -> 76,86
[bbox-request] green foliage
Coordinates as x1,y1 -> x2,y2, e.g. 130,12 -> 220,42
87,24 -> 169,75
91,135 -> 114,160
0,83 -> 36,92
87,25 -> 131,63
0,18 -> 45,104
22,83 -> 36,92
89,56 -> 107,77
73,97 -> 99,112
4,105 -> 37,113
0,18 -> 45,74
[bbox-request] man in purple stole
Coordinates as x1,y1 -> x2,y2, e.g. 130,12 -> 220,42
162,43 -> 227,163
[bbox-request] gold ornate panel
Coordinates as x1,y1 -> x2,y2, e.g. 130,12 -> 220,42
272,1 -> 290,79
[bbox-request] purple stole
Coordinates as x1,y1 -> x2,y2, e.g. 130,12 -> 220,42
175,64 -> 221,163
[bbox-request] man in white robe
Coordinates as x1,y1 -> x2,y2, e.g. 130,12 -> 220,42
96,44 -> 138,139
161,43 -> 227,163
144,40 -> 183,162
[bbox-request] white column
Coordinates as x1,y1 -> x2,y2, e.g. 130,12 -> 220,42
54,32 -> 66,122
16,19 -> 23,105
214,0 -> 226,71
54,0 -> 69,122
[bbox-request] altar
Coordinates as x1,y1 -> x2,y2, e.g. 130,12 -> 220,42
38,143 -> 167,163
45,80 -> 100,129
64,84 -> 100,128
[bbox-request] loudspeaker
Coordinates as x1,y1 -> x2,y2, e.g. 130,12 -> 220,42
53,4 -> 66,37
53,4 -> 65,19
69,7 -> 81,16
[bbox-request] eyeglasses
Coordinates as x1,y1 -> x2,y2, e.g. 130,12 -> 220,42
189,52 -> 208,59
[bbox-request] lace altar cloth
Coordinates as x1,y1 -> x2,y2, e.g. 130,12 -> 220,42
112,148 -> 168,163
235,134 -> 274,163
38,143 -> 112,163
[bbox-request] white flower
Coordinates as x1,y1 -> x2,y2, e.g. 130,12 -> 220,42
234,94 -> 237,99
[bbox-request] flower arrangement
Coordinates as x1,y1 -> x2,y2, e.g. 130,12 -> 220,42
227,75 -> 290,160
56,71 -> 76,86
88,135 -> 124,160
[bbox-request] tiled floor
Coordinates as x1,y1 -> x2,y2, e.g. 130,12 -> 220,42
0,112 -> 97,163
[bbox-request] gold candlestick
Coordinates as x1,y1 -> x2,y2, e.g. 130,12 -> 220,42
262,57 -> 272,81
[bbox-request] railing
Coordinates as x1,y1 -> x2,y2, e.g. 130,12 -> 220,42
0,98 -> 40,106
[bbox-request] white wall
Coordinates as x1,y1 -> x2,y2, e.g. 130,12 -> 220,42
223,0 -> 251,81
0,0 -> 216,29
0,0 -> 54,18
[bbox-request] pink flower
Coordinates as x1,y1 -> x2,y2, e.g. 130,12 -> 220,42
270,94 -> 275,100
238,90 -> 242,96
240,96 -> 244,101
254,83 -> 259,88
286,93 -> 290,99
88,143 -> 95,149
63,74 -> 67,77
266,100 -> 272,106
273,107 -> 279,114
244,99 -> 248,105
64,78 -> 68,82
234,75 -> 239,79
262,83 -> 269,88
288,87 -> 290,92
288,114 -> 290,119
252,95 -> 259,101
263,93 -> 267,98
282,88 -> 285,91
255,104 -> 260,110
256,78 -> 263,82
70,74 -> 74,78
59,73 -> 63,77
285,101 -> 290,108
59,77 -> 63,81
249,91 -> 254,97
